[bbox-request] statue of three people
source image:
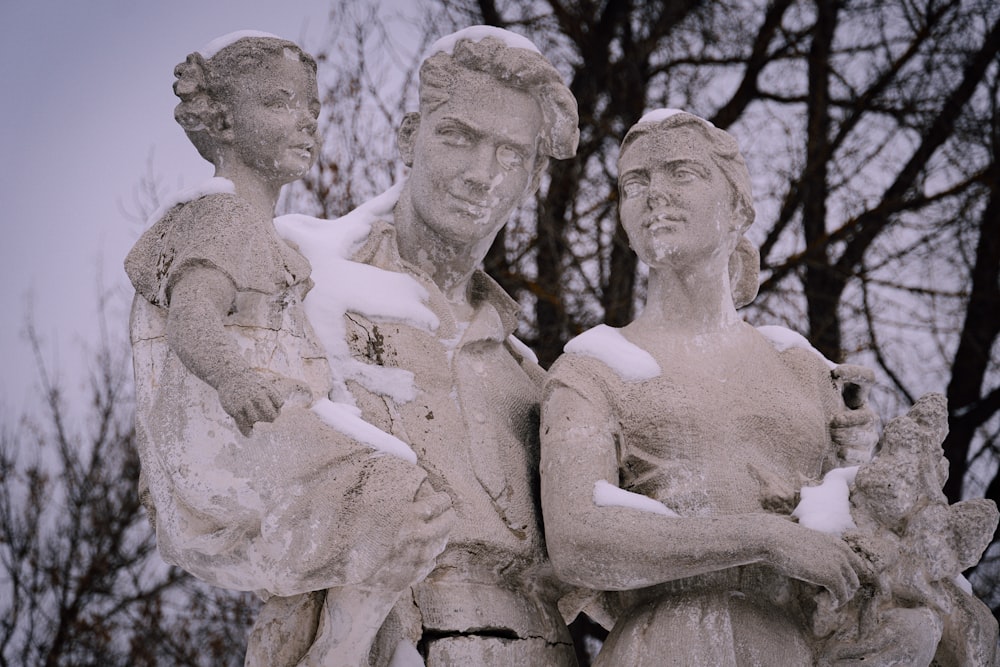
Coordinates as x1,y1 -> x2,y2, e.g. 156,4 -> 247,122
125,25 -> 999,667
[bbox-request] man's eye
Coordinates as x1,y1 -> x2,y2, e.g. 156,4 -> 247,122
622,180 -> 647,197
439,128 -> 471,145
497,145 -> 524,170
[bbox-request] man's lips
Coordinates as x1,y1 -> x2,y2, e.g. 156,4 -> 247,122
449,193 -> 492,216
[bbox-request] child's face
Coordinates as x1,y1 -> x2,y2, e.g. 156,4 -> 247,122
225,54 -> 320,184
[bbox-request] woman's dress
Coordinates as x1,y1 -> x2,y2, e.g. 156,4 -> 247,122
543,324 -> 845,665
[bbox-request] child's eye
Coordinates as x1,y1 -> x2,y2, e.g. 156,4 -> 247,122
670,165 -> 704,182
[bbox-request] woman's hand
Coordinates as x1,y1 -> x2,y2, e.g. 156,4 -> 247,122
831,365 -> 880,464
759,514 -> 871,606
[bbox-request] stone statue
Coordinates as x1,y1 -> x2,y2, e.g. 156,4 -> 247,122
539,110 -> 999,665
124,32 -> 453,666
809,393 -> 999,665
277,26 -> 580,666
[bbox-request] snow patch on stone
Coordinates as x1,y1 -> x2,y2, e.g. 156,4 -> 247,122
146,177 -> 235,227
757,325 -> 837,369
593,480 -> 679,517
425,25 -> 540,58
276,183 -> 437,402
793,466 -> 859,535
564,324 -> 661,381
310,398 -> 416,464
200,30 -> 283,59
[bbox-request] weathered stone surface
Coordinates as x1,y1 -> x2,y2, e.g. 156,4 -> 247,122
279,26 -> 580,666
539,111 -> 999,666
126,32 -> 451,666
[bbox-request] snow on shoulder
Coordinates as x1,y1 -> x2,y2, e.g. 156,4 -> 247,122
756,325 -> 837,369
425,25 -> 541,58
199,30 -> 283,59
146,177 -> 235,226
275,183 -> 439,403
563,324 -> 661,381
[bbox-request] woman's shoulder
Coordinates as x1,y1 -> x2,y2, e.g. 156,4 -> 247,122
547,324 -> 662,395
753,325 -> 837,372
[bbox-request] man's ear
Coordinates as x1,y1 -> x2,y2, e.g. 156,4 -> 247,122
397,112 -> 421,167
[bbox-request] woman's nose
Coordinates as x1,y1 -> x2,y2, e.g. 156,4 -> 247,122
647,174 -> 675,207
298,111 -> 318,135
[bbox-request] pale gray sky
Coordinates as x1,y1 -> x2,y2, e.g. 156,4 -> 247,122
0,0 -> 381,420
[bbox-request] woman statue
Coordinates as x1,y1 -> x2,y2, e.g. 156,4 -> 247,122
539,110 -> 880,665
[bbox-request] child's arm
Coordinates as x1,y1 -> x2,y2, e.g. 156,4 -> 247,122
166,264 -> 300,436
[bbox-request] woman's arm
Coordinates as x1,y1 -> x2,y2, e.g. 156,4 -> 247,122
166,265 -> 299,435
540,381 -> 867,604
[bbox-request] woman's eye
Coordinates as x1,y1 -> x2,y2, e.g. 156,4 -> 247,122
671,166 -> 700,182
497,145 -> 524,170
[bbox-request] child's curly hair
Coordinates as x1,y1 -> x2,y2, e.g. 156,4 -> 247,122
172,36 -> 317,163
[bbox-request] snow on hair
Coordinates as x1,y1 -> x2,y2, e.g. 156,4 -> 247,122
418,36 -> 579,161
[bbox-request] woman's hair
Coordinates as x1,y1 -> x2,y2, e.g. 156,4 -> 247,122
619,112 -> 755,232
172,36 -> 317,163
418,36 -> 579,162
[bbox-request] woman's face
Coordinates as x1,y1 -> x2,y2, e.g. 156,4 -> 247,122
223,54 -> 321,184
618,126 -> 736,267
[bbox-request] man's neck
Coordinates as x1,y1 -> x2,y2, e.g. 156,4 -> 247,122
393,187 -> 489,307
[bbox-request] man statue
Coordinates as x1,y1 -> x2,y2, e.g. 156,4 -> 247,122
281,26 -> 580,666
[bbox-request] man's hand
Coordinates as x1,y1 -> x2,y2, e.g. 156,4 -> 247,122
363,480 -> 454,593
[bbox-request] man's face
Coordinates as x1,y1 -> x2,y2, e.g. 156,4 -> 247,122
403,68 -> 543,247
618,126 -> 735,267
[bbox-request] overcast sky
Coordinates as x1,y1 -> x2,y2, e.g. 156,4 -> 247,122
0,0 -> 392,420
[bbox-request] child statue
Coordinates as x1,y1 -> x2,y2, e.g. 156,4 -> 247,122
125,32 -> 451,666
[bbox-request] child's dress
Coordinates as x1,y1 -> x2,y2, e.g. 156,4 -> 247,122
126,190 -> 427,596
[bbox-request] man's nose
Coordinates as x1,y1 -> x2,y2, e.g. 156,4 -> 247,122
462,143 -> 500,191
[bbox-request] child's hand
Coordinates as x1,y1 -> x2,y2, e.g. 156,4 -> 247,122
217,370 -> 308,436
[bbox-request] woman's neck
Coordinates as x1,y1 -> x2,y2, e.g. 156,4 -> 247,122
635,260 -> 741,336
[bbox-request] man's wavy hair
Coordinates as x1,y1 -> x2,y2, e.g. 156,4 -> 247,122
418,37 -> 579,164
172,37 -> 317,164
